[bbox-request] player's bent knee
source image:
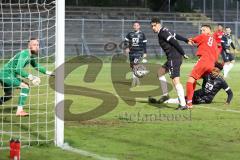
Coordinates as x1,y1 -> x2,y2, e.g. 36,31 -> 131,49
187,76 -> 196,83
172,77 -> 180,85
158,67 -> 166,77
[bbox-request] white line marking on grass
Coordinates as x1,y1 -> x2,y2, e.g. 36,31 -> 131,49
198,106 -> 240,114
61,143 -> 118,160
0,130 -> 29,140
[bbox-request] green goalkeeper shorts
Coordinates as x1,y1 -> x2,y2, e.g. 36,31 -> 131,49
0,71 -> 21,89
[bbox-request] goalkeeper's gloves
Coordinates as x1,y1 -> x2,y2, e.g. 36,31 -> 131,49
28,74 -> 34,81
46,71 -> 55,77
28,74 -> 41,86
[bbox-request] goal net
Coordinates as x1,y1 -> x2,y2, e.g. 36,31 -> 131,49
0,0 -> 61,149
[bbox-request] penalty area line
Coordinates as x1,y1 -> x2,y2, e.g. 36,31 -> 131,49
198,106 -> 240,114
61,143 -> 118,160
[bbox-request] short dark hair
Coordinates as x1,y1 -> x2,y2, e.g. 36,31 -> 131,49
132,21 -> 140,25
28,37 -> 38,43
225,26 -> 230,29
215,62 -> 223,70
150,17 -> 160,24
201,24 -> 211,29
201,24 -> 211,30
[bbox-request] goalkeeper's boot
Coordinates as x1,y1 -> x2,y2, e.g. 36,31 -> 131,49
16,110 -> 29,116
158,95 -> 170,103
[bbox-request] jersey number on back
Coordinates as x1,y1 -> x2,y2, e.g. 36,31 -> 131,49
207,37 -> 213,47
205,82 -> 214,91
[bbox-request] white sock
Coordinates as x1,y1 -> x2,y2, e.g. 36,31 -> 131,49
228,63 -> 234,71
223,64 -> 229,78
132,72 -> 140,86
159,76 -> 168,96
17,106 -> 23,111
224,63 -> 233,78
164,98 -> 179,104
175,83 -> 186,106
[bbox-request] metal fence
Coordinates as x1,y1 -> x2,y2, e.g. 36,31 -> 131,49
65,0 -> 240,22
66,19 -> 240,56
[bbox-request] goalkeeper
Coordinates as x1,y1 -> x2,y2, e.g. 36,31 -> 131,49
0,38 -> 54,116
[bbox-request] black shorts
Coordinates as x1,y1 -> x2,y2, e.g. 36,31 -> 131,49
162,59 -> 182,79
221,51 -> 235,62
192,89 -> 212,104
129,52 -> 143,68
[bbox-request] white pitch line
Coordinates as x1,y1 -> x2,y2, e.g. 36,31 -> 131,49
0,130 -> 29,140
61,143 -> 118,160
198,106 -> 240,114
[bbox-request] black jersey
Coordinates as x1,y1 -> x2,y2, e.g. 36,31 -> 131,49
157,27 -> 188,60
199,74 -> 232,103
124,31 -> 147,53
221,34 -> 235,51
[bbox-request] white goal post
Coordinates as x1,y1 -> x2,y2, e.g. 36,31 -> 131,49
55,0 -> 65,147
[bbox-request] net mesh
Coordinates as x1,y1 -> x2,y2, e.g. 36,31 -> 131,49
0,0 -> 55,149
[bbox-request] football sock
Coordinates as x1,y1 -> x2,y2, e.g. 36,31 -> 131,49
175,83 -> 186,106
17,106 -> 23,112
186,82 -> 194,104
223,63 -> 233,78
18,88 -> 29,107
164,98 -> 179,104
223,64 -> 228,78
159,76 -> 168,96
193,81 -> 197,90
228,63 -> 234,75
132,72 -> 140,86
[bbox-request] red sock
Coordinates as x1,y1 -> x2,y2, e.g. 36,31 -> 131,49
186,82 -> 195,104
193,81 -> 197,90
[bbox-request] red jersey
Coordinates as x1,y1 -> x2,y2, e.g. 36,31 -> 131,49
213,30 -> 224,48
192,33 -> 218,62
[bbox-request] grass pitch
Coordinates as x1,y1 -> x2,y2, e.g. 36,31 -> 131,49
1,59 -> 240,160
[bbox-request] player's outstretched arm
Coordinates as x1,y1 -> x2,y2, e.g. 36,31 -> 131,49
30,58 -> 54,76
168,38 -> 188,58
175,34 -> 189,43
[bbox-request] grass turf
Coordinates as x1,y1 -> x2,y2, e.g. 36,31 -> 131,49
1,60 -> 240,160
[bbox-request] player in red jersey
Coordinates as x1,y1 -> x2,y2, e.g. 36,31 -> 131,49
213,24 -> 224,54
182,25 -> 219,110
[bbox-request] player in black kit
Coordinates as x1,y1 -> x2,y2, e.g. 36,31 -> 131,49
221,27 -> 236,78
150,62 -> 233,105
124,21 -> 147,87
150,17 -> 191,109
192,62 -> 233,104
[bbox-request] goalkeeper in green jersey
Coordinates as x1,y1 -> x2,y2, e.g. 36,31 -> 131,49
0,38 -> 54,116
